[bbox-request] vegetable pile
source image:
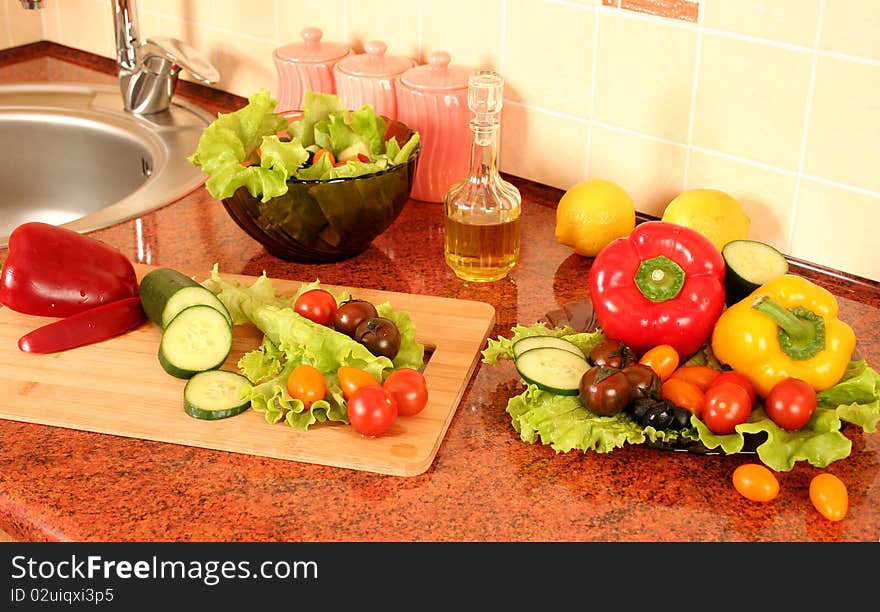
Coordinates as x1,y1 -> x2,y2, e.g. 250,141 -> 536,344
483,220 -> 880,473
199,266 -> 428,436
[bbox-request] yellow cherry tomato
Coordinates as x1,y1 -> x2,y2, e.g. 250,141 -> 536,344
286,364 -> 327,409
732,463 -> 779,502
639,344 -> 680,382
809,473 -> 848,522
337,366 -> 380,400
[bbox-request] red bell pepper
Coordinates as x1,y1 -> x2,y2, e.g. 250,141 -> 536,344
18,296 -> 146,354
0,222 -> 138,317
588,220 -> 726,359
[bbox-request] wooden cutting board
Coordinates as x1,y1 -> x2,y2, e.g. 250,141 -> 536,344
0,264 -> 496,477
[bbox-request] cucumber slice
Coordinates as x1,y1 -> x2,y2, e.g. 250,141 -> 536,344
139,267 -> 232,329
158,304 -> 233,379
722,239 -> 789,306
184,370 -> 252,420
514,346 -> 590,395
512,335 -> 586,360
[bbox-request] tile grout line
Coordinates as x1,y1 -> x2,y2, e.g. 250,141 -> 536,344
585,2 -> 602,180
682,0 -> 705,191
788,0 -> 826,255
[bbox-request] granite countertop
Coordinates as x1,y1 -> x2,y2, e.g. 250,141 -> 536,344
1,44 -> 878,542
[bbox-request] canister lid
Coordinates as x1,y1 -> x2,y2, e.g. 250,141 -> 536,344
399,51 -> 471,91
274,27 -> 350,63
336,41 -> 416,78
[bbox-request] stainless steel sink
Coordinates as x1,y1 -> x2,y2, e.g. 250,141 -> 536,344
0,82 -> 215,247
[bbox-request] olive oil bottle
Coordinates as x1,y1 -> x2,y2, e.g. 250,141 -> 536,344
443,70 -> 521,282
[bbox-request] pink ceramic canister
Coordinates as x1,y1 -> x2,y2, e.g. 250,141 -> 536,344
333,40 -> 416,119
395,51 -> 473,203
273,27 -> 351,112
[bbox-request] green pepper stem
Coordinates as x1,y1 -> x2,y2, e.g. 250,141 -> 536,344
634,255 -> 685,302
751,295 -> 825,360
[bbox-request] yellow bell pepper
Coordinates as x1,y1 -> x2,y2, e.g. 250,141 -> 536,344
711,274 -> 856,397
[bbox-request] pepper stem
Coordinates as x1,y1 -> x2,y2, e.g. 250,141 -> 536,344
751,295 -> 826,360
634,256 -> 685,302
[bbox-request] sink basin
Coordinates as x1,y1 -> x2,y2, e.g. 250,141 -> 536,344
0,82 -> 215,248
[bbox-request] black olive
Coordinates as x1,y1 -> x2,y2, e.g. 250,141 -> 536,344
669,407 -> 693,430
629,397 -> 655,420
643,405 -> 672,430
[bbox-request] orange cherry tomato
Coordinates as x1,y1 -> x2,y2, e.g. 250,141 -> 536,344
337,366 -> 380,400
639,344 -> 680,381
732,463 -> 779,502
809,473 -> 848,522
660,378 -> 705,414
286,364 -> 327,409
710,370 -> 756,405
670,365 -> 721,392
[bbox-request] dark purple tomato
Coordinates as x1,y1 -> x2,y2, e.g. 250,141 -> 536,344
622,363 -> 661,399
578,365 -> 632,417
333,299 -> 378,337
354,316 -> 401,360
589,338 -> 636,369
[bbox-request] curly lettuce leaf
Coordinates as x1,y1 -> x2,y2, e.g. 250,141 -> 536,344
202,267 -> 425,430
481,322 -> 604,365
189,89 -> 421,201
508,384 -> 647,453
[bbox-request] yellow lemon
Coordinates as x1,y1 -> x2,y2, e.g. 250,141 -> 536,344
555,179 -> 636,257
661,189 -> 750,252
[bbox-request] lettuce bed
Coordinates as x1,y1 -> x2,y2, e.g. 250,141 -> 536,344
482,322 -> 880,472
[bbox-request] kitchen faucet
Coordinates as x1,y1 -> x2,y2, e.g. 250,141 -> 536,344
20,0 -> 220,114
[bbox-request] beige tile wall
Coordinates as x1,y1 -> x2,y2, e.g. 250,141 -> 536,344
1,0 -> 878,281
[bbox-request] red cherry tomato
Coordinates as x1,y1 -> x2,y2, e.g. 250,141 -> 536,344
337,366 -> 380,400
294,289 -> 338,327
347,385 -> 398,437
732,463 -> 779,502
764,377 -> 817,431
710,370 -> 756,405
383,368 -> 429,417
638,344 -> 679,382
701,381 -> 753,435
809,473 -> 848,522
286,364 -> 327,409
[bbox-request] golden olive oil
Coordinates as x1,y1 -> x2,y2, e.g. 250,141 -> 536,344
444,211 -> 521,282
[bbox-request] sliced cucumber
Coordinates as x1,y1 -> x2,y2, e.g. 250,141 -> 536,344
139,267 -> 232,329
514,346 -> 590,395
512,335 -> 586,360
158,304 -> 233,379
722,239 -> 789,306
184,370 -> 252,420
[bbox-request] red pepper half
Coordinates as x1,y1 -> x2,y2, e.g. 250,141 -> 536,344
588,221 -> 726,359
0,222 -> 138,317
18,296 -> 146,354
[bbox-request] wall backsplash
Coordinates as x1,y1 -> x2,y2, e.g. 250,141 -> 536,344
1,0 -> 877,282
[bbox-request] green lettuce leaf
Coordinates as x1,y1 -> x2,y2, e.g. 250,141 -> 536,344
188,89 -> 421,201
202,267 -> 425,430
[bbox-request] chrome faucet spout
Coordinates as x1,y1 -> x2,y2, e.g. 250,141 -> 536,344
111,0 -> 219,114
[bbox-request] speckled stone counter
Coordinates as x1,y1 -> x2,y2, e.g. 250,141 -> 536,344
1,44 -> 878,542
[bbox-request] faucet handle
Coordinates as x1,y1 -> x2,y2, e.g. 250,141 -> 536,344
143,36 -> 219,84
